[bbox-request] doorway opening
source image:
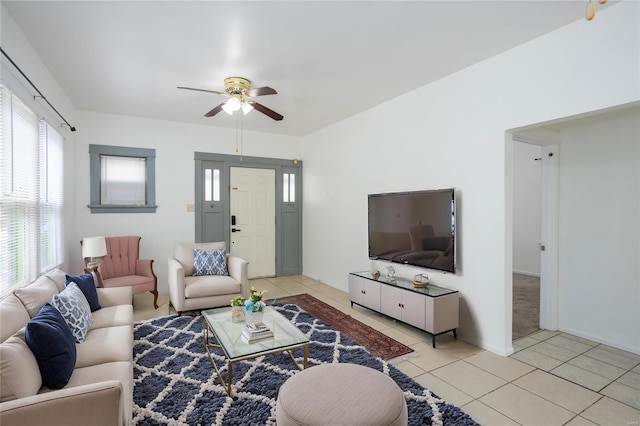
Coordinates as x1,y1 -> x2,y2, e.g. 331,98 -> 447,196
508,128 -> 560,348
512,140 -> 543,340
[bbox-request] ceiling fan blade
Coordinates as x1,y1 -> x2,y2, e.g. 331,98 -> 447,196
204,103 -> 225,117
251,102 -> 284,121
246,86 -> 277,97
178,86 -> 225,95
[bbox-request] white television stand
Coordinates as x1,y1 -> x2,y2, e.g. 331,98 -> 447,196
348,271 -> 459,348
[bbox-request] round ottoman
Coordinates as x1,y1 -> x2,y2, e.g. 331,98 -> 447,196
276,363 -> 408,426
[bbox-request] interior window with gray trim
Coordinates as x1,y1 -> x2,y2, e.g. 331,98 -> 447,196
88,144 -> 157,213
283,172 -> 295,202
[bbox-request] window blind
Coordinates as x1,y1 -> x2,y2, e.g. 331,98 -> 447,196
0,85 -> 64,296
39,121 -> 64,272
100,155 -> 146,205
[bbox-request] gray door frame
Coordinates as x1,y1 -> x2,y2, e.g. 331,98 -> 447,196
194,152 -> 302,276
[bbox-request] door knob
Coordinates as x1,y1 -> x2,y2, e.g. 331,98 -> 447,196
232,228 -> 241,233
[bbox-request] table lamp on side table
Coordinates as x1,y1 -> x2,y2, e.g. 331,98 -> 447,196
82,236 -> 107,272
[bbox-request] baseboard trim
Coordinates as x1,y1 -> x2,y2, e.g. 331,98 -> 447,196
512,269 -> 540,278
559,327 -> 640,355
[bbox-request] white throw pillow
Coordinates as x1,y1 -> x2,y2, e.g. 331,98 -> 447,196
13,278 -> 59,318
0,330 -> 42,401
51,282 -> 94,343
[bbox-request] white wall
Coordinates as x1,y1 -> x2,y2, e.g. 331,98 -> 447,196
72,111 -> 303,292
513,142 -> 542,276
557,108 -> 639,352
302,3 -> 640,355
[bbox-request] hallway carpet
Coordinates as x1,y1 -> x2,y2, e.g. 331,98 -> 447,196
513,273 -> 540,340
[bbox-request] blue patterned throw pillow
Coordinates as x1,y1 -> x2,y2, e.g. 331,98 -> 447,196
51,282 -> 94,343
193,249 -> 228,276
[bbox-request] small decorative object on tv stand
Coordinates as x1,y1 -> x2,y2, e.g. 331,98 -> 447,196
413,273 -> 430,288
386,265 -> 396,279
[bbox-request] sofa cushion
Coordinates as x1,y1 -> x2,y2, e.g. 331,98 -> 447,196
75,325 -> 133,368
51,283 -> 94,343
25,304 -> 77,389
193,248 -> 228,276
44,268 -> 67,292
0,330 -> 42,402
13,277 -> 59,318
184,275 -> 241,298
0,294 -> 31,342
96,286 -> 133,308
65,274 -> 101,312
175,241 -> 225,277
90,305 -> 133,330
68,361 -> 132,390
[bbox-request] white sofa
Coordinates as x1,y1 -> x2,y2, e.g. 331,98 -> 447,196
168,241 -> 249,315
0,268 -> 133,426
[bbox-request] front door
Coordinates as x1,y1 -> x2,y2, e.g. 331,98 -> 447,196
229,167 -> 276,278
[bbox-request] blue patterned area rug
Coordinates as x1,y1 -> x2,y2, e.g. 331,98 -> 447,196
133,302 -> 479,425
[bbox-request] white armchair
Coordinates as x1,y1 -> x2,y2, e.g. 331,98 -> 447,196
167,241 -> 249,315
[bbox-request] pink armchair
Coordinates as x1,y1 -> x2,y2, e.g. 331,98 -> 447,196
91,236 -> 158,309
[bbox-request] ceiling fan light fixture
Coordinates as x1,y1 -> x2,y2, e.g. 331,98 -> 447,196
228,97 -> 241,111
242,102 -> 253,115
180,76 -> 282,121
223,97 -> 242,115
222,102 -> 234,115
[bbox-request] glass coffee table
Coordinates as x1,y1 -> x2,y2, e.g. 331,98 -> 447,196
202,306 -> 309,396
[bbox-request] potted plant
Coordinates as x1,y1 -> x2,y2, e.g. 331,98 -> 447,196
230,296 -> 246,323
244,287 -> 266,324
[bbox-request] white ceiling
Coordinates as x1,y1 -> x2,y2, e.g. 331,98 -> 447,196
3,1 -> 612,137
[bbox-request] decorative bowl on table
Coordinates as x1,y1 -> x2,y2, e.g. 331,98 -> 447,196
413,273 -> 430,288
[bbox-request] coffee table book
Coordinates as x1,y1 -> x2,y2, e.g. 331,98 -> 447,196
242,322 -> 273,343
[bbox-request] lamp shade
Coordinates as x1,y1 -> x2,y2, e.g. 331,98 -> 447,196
82,236 -> 107,258
222,97 -> 242,115
241,102 -> 254,115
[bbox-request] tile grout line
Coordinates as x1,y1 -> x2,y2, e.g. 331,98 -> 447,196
512,330 -> 640,414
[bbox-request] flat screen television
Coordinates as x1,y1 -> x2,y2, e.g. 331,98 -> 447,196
368,188 -> 456,273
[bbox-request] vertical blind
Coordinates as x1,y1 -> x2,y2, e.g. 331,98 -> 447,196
0,85 -> 64,296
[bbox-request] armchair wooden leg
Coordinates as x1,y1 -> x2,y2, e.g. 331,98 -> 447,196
150,290 -> 159,309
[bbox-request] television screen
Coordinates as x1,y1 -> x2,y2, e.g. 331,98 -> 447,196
368,189 -> 456,273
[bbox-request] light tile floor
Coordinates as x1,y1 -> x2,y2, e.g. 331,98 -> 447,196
133,275 -> 640,426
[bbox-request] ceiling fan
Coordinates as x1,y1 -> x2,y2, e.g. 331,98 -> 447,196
178,77 -> 283,121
